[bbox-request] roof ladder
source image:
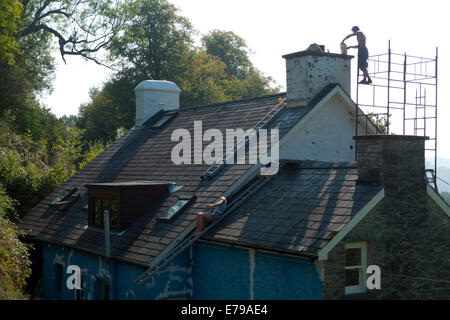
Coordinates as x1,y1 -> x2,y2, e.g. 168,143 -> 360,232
133,173 -> 274,285
200,98 -> 287,180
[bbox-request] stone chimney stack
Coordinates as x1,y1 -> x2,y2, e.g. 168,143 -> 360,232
354,135 -> 428,196
282,44 -> 353,107
134,80 -> 181,127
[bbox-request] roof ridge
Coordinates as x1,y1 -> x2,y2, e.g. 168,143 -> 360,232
179,92 -> 286,112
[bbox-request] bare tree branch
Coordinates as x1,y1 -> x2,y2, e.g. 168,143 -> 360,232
18,0 -> 123,68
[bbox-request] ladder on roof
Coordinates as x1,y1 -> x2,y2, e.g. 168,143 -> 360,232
133,173 -> 273,285
200,98 -> 287,180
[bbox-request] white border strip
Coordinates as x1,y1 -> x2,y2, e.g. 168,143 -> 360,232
427,185 -> 450,218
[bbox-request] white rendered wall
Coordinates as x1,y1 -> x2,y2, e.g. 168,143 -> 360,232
134,80 -> 181,126
280,95 -> 368,162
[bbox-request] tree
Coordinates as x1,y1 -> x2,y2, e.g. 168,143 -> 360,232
18,0 -> 125,66
108,0 -> 193,79
77,1 -> 279,143
0,0 -> 22,65
367,112 -> 389,134
202,30 -> 252,81
0,185 -> 32,299
77,77 -> 136,143
201,30 -> 278,99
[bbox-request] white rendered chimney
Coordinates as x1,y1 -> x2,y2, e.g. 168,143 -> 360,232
134,80 -> 181,126
282,44 -> 353,107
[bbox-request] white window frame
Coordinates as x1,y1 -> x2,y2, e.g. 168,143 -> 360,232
344,242 -> 367,295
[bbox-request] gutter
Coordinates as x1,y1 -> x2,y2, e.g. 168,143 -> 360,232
198,238 -> 318,262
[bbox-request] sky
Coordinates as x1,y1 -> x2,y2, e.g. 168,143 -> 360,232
41,0 -> 450,159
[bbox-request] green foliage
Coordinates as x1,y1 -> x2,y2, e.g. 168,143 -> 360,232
79,140 -> 108,169
0,183 -> 15,220
0,184 -> 31,299
108,0 -> 193,79
0,0 -> 22,65
0,120 -> 105,217
0,212 -> 32,299
367,112 -> 389,134
202,30 -> 252,81
0,121 -> 58,216
77,77 -> 136,143
171,49 -> 230,107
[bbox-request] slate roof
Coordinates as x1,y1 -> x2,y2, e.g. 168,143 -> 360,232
21,92 -> 321,266
205,161 -> 382,256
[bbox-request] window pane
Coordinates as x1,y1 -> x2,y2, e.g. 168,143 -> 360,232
345,269 -> 361,286
169,200 -> 188,214
109,200 -> 118,230
160,199 -> 189,220
345,248 -> 361,266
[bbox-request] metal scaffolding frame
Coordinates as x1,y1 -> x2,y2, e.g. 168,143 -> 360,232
355,41 -> 439,189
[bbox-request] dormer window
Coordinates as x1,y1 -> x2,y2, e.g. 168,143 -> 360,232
85,181 -> 172,233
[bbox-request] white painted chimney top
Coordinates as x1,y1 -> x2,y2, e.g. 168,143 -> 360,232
283,45 -> 353,107
134,80 -> 181,93
134,80 -> 181,127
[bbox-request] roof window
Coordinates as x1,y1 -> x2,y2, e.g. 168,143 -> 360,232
158,194 -> 196,221
50,188 -> 80,211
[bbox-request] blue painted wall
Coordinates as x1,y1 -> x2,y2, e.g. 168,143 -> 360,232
42,243 -> 193,300
192,242 -> 323,300
41,241 -> 322,300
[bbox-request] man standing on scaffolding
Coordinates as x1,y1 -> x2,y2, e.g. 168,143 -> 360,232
342,26 -> 372,84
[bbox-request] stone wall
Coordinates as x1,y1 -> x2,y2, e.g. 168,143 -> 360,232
323,135 -> 450,299
323,195 -> 450,299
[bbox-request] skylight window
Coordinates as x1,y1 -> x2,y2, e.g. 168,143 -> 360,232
152,114 -> 175,129
50,188 -> 80,211
158,195 -> 196,221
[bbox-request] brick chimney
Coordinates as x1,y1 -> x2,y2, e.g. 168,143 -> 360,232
134,80 -> 181,126
282,44 -> 353,107
354,135 -> 428,196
